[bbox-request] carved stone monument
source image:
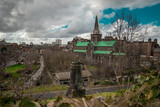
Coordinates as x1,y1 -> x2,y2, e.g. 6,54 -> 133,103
66,59 -> 85,97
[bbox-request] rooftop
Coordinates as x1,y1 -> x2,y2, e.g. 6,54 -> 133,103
113,53 -> 125,55
97,41 -> 116,47
53,70 -> 92,80
94,50 -> 112,54
76,41 -> 95,47
76,42 -> 89,46
74,50 -> 86,53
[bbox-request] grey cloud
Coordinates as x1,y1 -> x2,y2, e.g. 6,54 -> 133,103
18,0 -> 83,38
0,0 -> 160,44
0,0 -> 33,32
88,0 -> 160,10
0,0 -> 20,32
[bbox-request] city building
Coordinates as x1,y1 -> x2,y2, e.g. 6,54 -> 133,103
52,39 -> 62,46
56,39 -> 62,45
0,39 -> 6,45
52,42 -> 57,45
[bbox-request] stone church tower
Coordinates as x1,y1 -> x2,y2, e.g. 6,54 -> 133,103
91,16 -> 102,45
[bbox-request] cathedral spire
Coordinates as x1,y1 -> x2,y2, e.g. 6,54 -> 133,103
94,15 -> 99,30
93,15 -> 101,34
91,15 -> 102,46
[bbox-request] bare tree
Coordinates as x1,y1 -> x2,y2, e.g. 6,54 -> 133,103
0,45 -> 23,71
0,47 -> 7,68
111,11 -> 147,88
24,52 -> 40,73
112,11 -> 146,41
43,49 -> 76,73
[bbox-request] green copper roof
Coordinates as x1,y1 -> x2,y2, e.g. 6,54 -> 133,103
97,41 -> 116,46
94,50 -> 112,54
74,50 -> 86,52
76,42 -> 89,46
91,41 -> 95,46
113,53 -> 125,55
76,41 -> 95,47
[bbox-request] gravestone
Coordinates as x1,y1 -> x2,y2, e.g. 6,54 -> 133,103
66,60 -> 85,97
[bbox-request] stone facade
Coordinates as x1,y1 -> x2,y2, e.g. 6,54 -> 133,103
91,16 -> 102,45
67,16 -> 160,66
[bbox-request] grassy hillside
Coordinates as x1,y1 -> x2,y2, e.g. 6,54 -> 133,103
5,64 -> 25,77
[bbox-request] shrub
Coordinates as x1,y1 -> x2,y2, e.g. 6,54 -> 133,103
59,103 -> 71,107
0,96 -> 15,106
100,80 -> 116,86
124,69 -> 137,75
55,96 -> 63,103
93,80 -> 116,86
0,82 -> 9,91
3,73 -> 12,78
19,97 -> 36,107
140,67 -> 150,73
93,81 -> 101,85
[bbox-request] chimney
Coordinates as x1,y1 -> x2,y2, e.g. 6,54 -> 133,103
154,38 -> 157,44
148,38 -> 152,42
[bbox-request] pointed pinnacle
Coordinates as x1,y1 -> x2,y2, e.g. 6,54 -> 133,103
94,15 -> 99,30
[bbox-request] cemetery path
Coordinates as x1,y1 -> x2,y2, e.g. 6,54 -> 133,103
26,85 -> 127,100
26,56 -> 44,86
32,56 -> 44,79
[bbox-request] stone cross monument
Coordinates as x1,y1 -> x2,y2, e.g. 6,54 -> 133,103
66,57 -> 85,97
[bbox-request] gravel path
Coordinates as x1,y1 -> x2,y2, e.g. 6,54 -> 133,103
26,56 -> 44,86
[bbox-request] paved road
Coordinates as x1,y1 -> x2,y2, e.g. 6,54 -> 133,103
26,56 -> 44,86
26,86 -> 127,100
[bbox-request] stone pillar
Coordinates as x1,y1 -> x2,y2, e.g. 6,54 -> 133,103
66,61 -> 85,97
70,61 -> 83,90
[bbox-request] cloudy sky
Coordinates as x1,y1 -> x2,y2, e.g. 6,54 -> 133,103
0,0 -> 160,44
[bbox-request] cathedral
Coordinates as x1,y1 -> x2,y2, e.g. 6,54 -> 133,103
68,16 -> 160,65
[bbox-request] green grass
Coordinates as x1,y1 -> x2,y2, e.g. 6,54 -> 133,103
93,80 -> 117,86
88,65 -> 97,70
39,91 -> 123,105
91,91 -> 121,97
5,64 -> 39,78
5,64 -> 25,77
39,98 -> 56,105
85,90 -> 123,103
33,64 -> 39,69
3,85 -> 67,97
5,64 -> 25,73
24,85 -> 67,93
